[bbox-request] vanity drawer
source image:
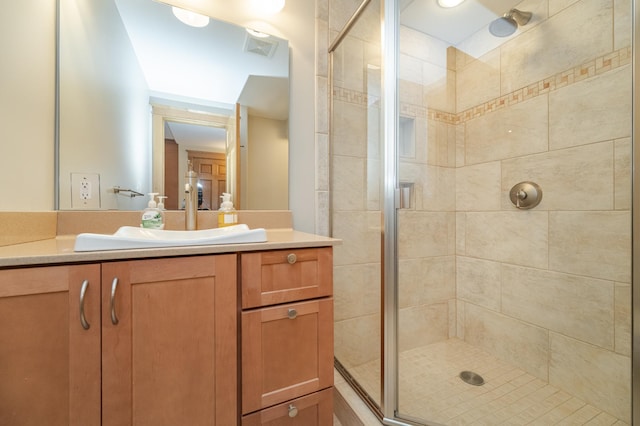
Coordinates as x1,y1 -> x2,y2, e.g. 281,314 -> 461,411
241,247 -> 332,308
241,388 -> 333,426
241,298 -> 334,414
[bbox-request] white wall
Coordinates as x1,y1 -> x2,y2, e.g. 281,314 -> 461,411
58,0 -> 151,211
0,0 -> 317,232
247,115 -> 288,209
0,1 -> 56,210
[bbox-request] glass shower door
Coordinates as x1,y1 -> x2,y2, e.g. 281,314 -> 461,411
330,0 -> 385,413
395,0 -> 632,424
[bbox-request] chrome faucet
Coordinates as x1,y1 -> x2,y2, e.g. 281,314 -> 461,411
184,161 -> 198,230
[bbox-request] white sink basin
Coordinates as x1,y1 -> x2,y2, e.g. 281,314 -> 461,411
74,224 -> 267,252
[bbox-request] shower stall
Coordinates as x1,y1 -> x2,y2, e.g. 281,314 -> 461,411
329,0 -> 634,424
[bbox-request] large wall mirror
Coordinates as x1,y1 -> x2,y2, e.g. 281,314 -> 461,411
58,0 -> 289,211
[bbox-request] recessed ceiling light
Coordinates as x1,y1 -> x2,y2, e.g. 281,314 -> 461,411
437,0 -> 465,8
246,28 -> 270,38
172,7 -> 210,28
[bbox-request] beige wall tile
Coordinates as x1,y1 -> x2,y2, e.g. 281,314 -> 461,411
549,333 -> 630,423
398,211 -> 455,258
456,48 -> 500,112
331,100 -> 367,158
501,141 -> 614,211
464,211 -> 548,269
334,263 -> 381,322
334,314 -> 381,368
423,63 -> 455,113
464,303 -> 549,380
465,96 -> 548,165
456,161 -> 501,211
455,122 -> 465,167
399,78 -> 424,108
427,119 -> 457,167
549,65 -> 631,150
549,211 -> 630,283
502,265 -> 614,349
614,138 -> 631,210
456,257 -> 501,312
456,299 -> 465,339
614,0 -> 631,50
501,0 -> 613,93
316,133 -> 329,192
332,211 -> 381,266
332,155 -> 365,211
614,282 -> 631,356
456,212 -> 466,255
399,255 -> 455,308
549,0 -> 581,16
316,75 -> 329,134
400,163 -> 455,212
399,303 -> 450,352
332,35 -> 365,92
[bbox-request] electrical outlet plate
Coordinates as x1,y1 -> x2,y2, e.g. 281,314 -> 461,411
71,173 -> 101,209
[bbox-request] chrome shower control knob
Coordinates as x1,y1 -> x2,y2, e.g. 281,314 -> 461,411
509,181 -> 542,209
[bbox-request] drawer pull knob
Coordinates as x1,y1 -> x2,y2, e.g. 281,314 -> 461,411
79,279 -> 91,330
288,404 -> 298,418
287,309 -> 298,319
287,253 -> 297,264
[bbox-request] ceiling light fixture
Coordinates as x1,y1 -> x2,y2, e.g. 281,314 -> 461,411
250,0 -> 285,16
172,6 -> 210,28
437,0 -> 465,8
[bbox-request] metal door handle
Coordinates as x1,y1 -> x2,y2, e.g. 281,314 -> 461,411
110,277 -> 119,325
79,279 -> 90,330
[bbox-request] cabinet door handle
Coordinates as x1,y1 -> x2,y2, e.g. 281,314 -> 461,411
110,277 -> 119,325
288,404 -> 298,418
287,308 -> 298,319
286,253 -> 297,264
79,279 -> 90,330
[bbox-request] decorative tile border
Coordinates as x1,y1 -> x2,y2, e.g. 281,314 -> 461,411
332,46 -> 631,126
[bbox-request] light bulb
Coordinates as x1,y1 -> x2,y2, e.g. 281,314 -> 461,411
172,7 -> 210,28
437,0 -> 465,8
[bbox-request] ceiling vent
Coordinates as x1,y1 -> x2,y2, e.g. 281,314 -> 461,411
243,33 -> 278,58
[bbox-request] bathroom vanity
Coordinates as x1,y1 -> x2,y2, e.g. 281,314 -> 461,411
0,219 -> 337,426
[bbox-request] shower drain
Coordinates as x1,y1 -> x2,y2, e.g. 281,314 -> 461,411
459,371 -> 485,386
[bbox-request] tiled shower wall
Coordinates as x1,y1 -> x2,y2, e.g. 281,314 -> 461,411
327,0 -> 632,422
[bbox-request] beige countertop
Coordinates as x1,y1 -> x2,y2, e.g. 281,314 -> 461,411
0,229 -> 340,269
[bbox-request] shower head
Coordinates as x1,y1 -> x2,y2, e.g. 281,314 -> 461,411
489,8 -> 532,37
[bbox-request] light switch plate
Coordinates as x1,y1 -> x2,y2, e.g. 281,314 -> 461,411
71,173 -> 101,209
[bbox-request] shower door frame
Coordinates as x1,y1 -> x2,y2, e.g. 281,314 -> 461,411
632,1 -> 640,426
332,0 -> 640,424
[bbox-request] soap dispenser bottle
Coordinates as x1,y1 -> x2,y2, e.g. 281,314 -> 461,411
217,192 -> 238,228
141,193 -> 164,229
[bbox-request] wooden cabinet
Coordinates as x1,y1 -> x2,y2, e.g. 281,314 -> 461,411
0,254 -> 237,426
0,264 -> 101,426
0,244 -> 334,426
242,388 -> 333,426
102,254 -> 237,426
240,247 -> 334,424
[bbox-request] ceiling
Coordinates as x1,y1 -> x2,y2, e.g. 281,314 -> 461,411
400,0 -> 524,45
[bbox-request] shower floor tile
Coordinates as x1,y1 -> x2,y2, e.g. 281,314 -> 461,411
348,338 -> 628,425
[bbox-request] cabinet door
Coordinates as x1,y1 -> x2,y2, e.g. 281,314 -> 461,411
242,298 -> 333,414
242,388 -> 333,426
241,247 -> 333,309
102,254 -> 237,426
0,264 -> 101,426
